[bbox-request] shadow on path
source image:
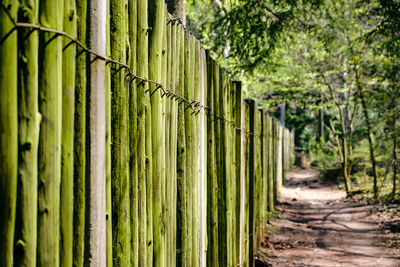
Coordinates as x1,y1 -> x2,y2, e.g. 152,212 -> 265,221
257,169 -> 400,267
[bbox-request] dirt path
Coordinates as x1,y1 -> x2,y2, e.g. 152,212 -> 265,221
257,169 -> 400,267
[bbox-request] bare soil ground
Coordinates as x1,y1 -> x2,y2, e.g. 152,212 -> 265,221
257,169 -> 400,267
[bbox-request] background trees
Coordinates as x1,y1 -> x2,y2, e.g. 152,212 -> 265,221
185,0 -> 400,200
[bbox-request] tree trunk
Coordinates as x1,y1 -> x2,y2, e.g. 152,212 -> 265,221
359,87 -> 378,199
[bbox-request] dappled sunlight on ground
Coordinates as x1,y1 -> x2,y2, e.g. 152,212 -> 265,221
257,169 -> 400,267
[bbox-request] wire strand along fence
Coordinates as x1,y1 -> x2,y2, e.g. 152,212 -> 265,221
0,0 -> 294,266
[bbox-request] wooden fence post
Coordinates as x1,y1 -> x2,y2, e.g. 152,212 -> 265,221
60,0 -> 77,265
262,112 -> 269,221
193,39 -> 201,267
37,0 -> 64,265
267,115 -> 274,212
233,81 -> 242,265
199,47 -> 207,267
137,0 -> 149,263
148,0 -> 166,265
128,0 -> 138,265
206,53 -> 219,267
87,0 -> 107,264
176,24 -> 187,266
105,0 -> 112,263
246,99 -> 255,267
13,0 -> 40,265
110,0 -> 131,264
217,68 -> 227,266
0,1 -> 18,265
73,0 -> 87,265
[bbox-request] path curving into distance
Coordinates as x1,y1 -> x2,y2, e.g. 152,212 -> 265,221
257,169 -> 400,267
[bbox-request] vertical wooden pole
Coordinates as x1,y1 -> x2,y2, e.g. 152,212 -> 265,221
199,47 -> 207,267
37,0 -> 63,264
262,112 -> 268,220
73,0 -> 87,265
246,99 -> 255,267
0,1 -> 18,266
276,121 -> 283,199
217,68 -> 227,266
128,0 -> 138,265
14,0 -> 40,265
137,0 -> 149,263
243,100 -> 251,266
206,54 -> 218,267
167,20 -> 179,267
254,108 -> 262,251
165,16 -> 172,267
60,0 -> 76,265
233,81 -> 242,265
192,39 -> 201,267
148,0 -> 165,265
88,0 -> 107,264
111,0 -> 131,264
105,0 -> 113,264
183,31 -> 194,266
160,10 -> 167,267
267,115 -> 274,212
177,24 -> 187,266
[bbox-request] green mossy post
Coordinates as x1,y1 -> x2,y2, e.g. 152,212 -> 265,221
0,1 -> 18,266
268,115 -> 274,212
128,0 -> 138,265
137,0 -> 149,263
234,81 -> 243,264
206,54 -> 219,267
217,67 -> 227,266
177,24 -> 187,266
193,39 -> 201,267
243,101 -> 251,266
60,0 -> 76,265
167,20 -> 178,267
73,0 -> 87,265
228,81 -> 237,266
254,108 -> 262,251
37,0 -> 63,265
262,112 -> 268,223
246,99 -> 255,267
199,47 -> 207,267
14,0 -> 40,265
276,121 -> 283,199
160,9 -> 167,267
165,15 -> 171,267
160,11 -> 167,267
273,120 -> 278,204
148,0 -> 166,265
183,31 -> 194,266
111,0 -> 131,264
106,0 -> 112,265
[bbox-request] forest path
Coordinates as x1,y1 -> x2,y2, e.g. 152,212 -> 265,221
257,169 -> 400,267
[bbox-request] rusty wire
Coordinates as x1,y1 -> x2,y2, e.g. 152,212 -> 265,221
0,2 -> 258,136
